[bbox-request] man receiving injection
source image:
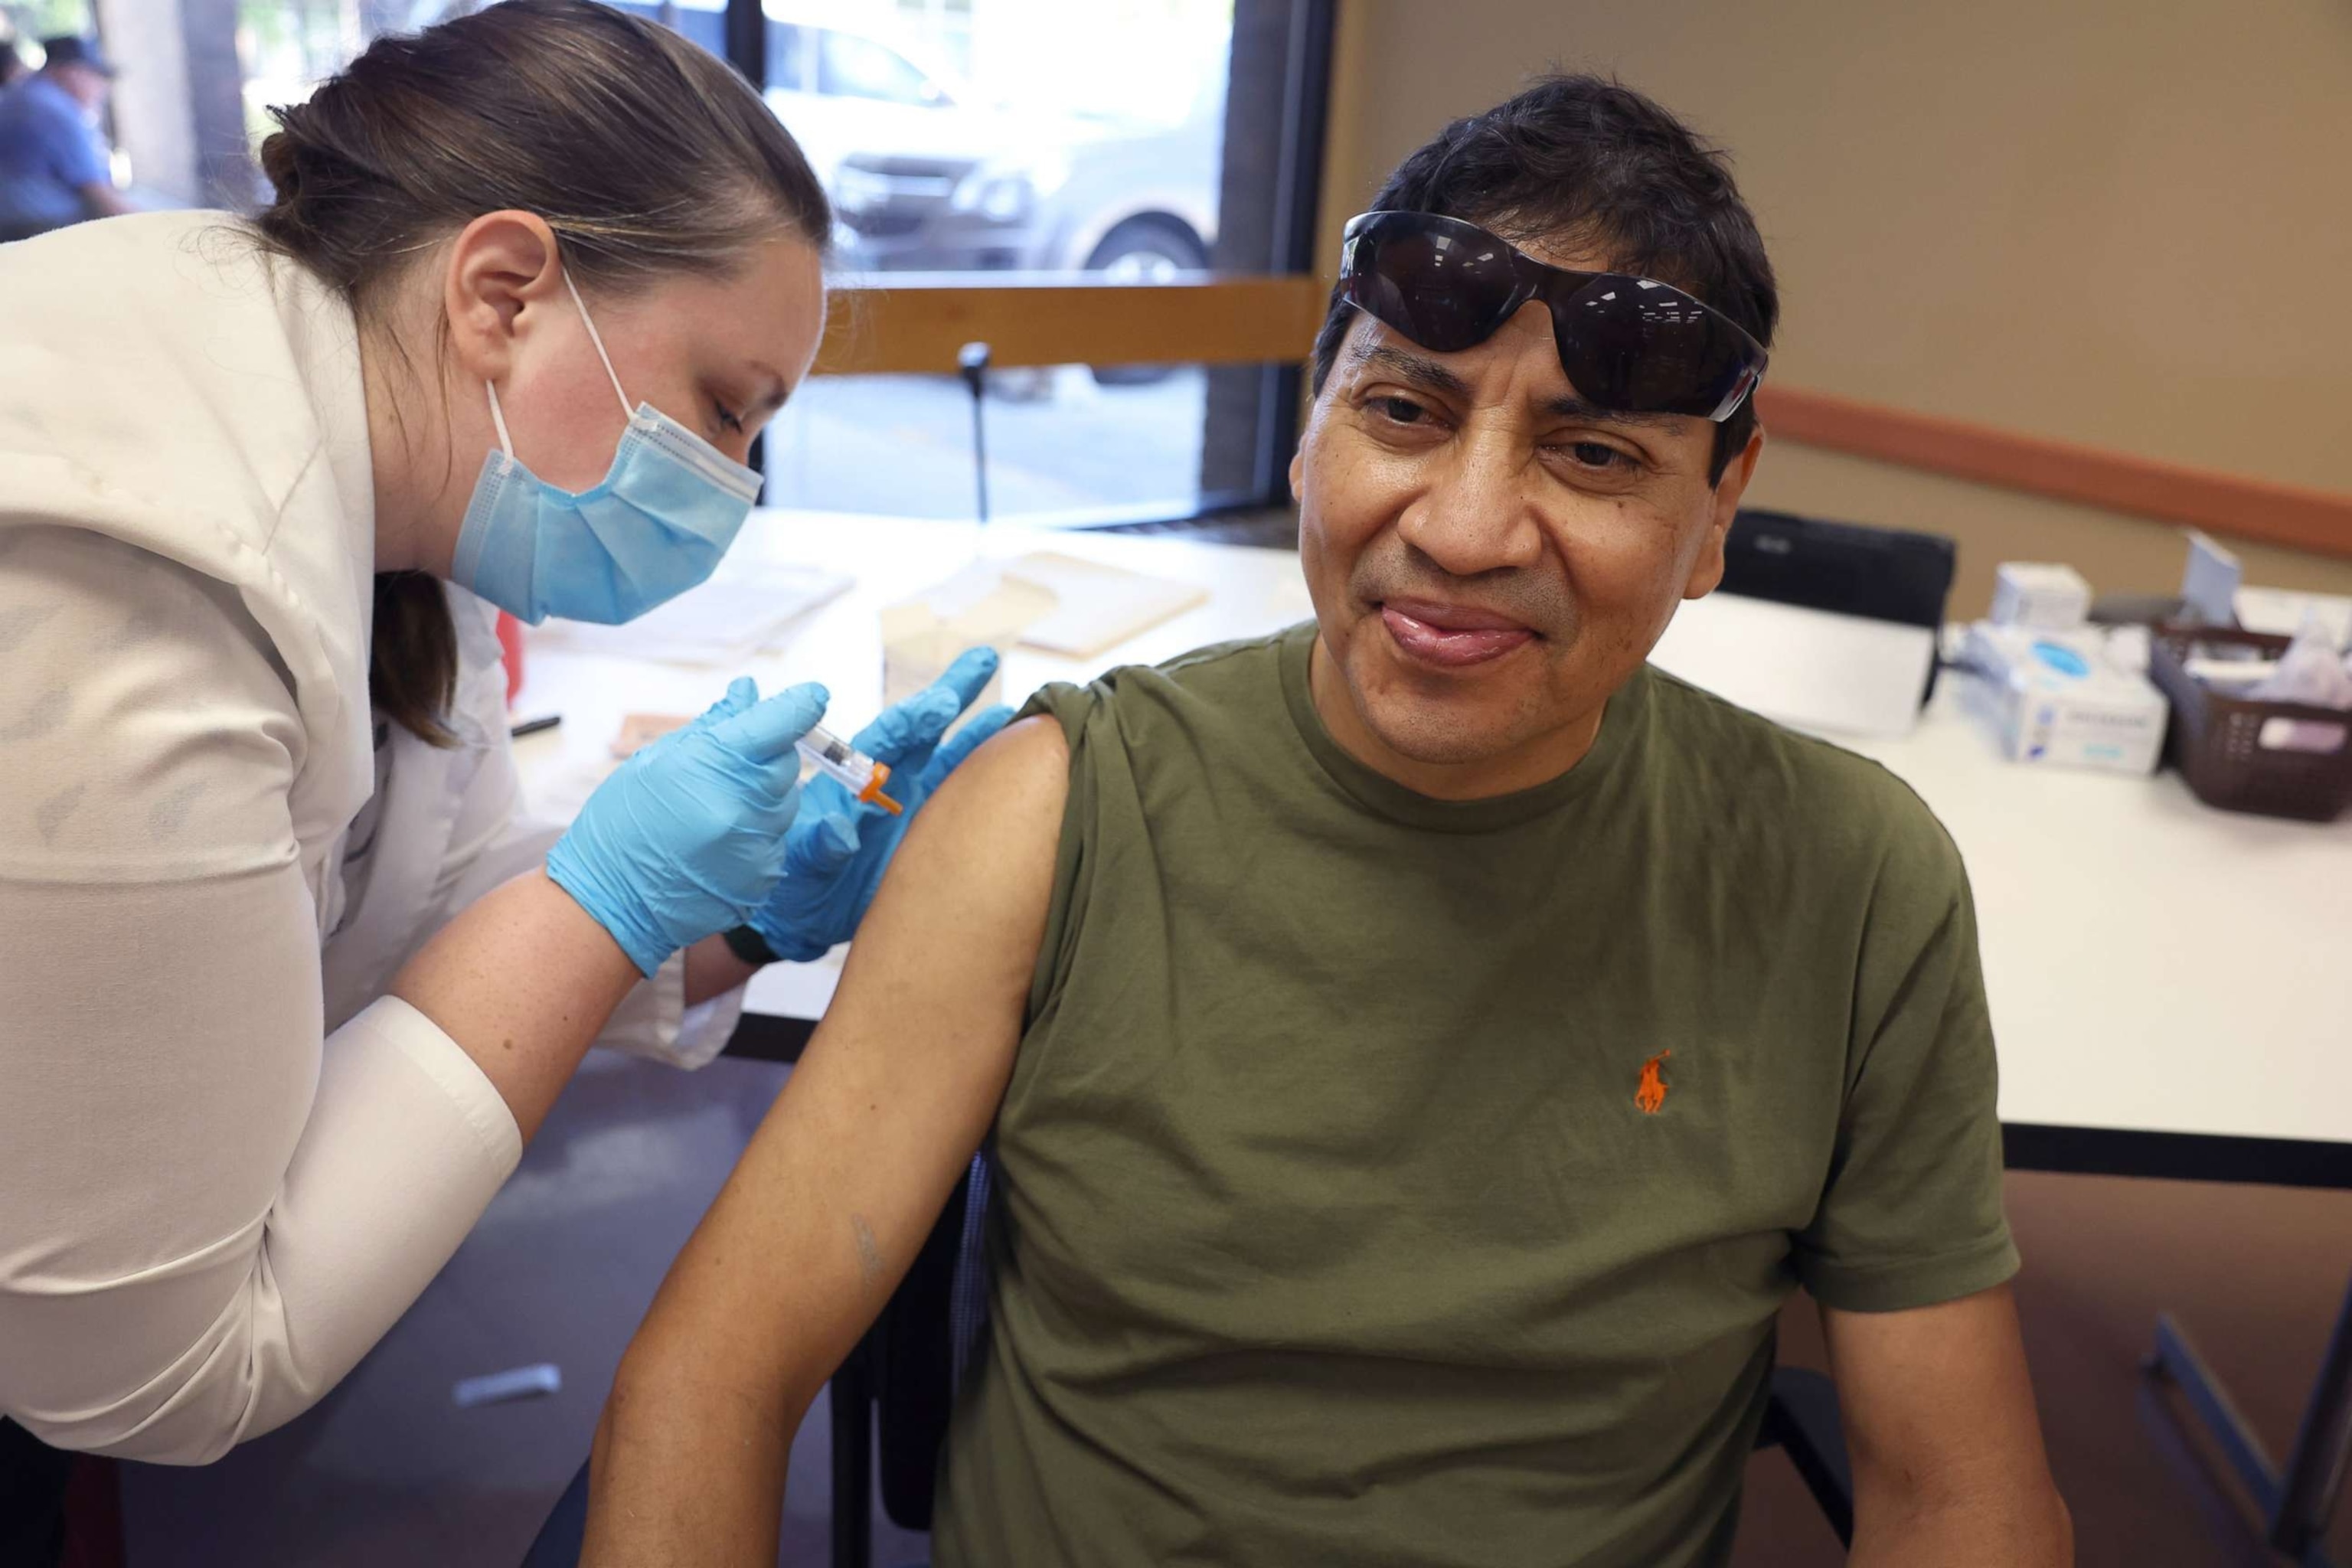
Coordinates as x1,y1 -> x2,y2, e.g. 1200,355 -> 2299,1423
587,77 -> 2071,1568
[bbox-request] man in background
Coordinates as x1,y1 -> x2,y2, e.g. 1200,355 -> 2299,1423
0,36 -> 131,242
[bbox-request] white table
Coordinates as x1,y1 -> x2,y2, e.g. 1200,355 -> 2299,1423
515,512 -> 2352,1560
1846,681 -> 2352,1178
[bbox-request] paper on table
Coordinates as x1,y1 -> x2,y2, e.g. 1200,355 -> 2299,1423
2180,530 -> 2242,626
1001,552 -> 1210,658
879,561 -> 1054,707
2235,586 -> 2352,649
528,565 -> 852,667
1649,592 -> 1939,740
877,553 -> 1210,701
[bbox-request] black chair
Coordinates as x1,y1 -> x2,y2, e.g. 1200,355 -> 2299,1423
524,1157 -> 1856,1566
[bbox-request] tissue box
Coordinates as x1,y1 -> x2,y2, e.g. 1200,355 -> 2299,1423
1964,622 -> 2167,774
1989,562 -> 2092,631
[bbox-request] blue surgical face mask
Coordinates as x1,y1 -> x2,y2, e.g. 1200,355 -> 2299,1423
449,267 -> 763,626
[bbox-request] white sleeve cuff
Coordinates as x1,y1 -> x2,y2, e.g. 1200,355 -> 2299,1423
347,995 -> 524,1178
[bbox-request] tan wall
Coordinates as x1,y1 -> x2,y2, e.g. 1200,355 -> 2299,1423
1749,446 -> 2352,620
1318,0 -> 2352,614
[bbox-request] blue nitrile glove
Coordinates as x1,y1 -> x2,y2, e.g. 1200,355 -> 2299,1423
745,647 -> 1015,963
548,677 -> 829,976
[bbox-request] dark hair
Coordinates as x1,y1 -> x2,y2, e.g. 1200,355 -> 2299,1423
1310,74 -> 1778,484
253,0 -> 831,743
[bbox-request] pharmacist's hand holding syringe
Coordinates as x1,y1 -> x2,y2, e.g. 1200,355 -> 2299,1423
738,647 -> 1015,965
394,652 -> 1004,1148
543,645 -> 1009,1002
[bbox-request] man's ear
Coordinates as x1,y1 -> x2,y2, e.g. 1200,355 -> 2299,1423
441,211 -> 567,387
1681,424 -> 1766,601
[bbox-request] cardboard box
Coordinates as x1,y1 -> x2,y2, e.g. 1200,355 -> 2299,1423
1964,622 -> 2167,775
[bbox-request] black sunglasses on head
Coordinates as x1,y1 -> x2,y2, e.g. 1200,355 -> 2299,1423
1337,211 -> 1769,423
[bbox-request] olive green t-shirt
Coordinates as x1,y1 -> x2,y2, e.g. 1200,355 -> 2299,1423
933,622 -> 2017,1568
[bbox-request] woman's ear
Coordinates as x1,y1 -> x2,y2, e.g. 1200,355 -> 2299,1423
441,211 -> 565,385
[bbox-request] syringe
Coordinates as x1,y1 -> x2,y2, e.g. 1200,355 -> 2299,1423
797,724 -> 902,815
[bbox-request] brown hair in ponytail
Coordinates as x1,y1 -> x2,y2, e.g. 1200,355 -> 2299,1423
370,572 -> 460,746
249,0 -> 831,743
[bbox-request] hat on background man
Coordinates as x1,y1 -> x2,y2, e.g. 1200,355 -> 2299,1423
37,36 -> 116,77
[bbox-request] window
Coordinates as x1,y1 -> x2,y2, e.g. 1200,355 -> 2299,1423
44,0 -> 721,215
13,0 -> 1331,534
765,21 -> 808,94
816,28 -> 937,106
891,0 -> 972,78
1,1 -> 93,56
758,0 -> 1334,530
766,366 -> 1214,525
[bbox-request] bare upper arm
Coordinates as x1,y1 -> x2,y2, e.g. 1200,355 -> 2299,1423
620,714 -> 1070,1410
1822,1284 -> 2070,1559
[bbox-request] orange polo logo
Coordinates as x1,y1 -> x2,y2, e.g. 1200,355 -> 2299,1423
1635,1051 -> 1673,1115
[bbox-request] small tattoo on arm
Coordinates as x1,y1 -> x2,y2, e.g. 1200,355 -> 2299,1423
851,1214 -> 884,1285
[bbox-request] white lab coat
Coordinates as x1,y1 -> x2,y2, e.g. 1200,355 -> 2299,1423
0,211 -> 740,1464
